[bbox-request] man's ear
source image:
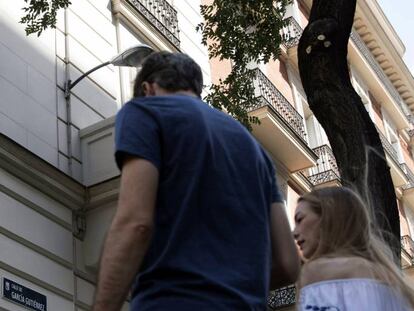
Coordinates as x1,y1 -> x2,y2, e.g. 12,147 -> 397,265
142,82 -> 156,96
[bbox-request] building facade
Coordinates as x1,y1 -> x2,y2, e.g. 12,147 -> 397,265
0,0 -> 211,309
233,0 -> 414,309
0,0 -> 413,310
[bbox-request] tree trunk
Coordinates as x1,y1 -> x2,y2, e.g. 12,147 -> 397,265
297,0 -> 400,258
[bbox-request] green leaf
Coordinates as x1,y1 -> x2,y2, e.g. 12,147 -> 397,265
199,0 -> 291,130
20,0 -> 71,36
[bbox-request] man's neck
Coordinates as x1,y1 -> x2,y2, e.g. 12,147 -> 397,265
172,90 -> 198,97
155,88 -> 198,98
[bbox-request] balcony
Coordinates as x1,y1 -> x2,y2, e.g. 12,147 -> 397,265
400,163 -> 414,206
283,16 -> 303,49
305,144 -> 341,187
377,130 -> 408,187
268,285 -> 296,310
401,235 -> 414,269
250,69 -> 317,172
114,0 -> 180,50
281,16 -> 303,65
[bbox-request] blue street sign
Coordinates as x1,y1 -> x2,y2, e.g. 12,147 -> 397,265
2,278 -> 47,311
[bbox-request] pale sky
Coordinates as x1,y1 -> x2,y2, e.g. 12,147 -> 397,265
377,0 -> 414,77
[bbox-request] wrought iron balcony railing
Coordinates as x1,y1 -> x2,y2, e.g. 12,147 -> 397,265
282,16 -> 303,49
377,130 -> 401,166
127,0 -> 180,49
268,285 -> 296,310
400,163 -> 414,190
252,68 -> 307,143
307,144 -> 341,186
401,235 -> 414,262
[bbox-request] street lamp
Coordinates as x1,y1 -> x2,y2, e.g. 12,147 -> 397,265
64,44 -> 154,98
62,44 -> 153,178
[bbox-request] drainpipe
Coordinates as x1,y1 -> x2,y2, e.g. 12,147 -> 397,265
114,8 -> 125,107
63,8 -> 78,311
64,7 -> 73,177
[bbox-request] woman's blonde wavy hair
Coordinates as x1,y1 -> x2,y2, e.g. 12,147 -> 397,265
299,186 -> 414,307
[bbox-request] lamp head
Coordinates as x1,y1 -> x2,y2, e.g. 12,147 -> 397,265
110,44 -> 154,67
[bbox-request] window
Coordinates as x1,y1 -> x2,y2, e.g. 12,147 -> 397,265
350,67 -> 374,119
293,85 -> 328,148
383,113 -> 404,164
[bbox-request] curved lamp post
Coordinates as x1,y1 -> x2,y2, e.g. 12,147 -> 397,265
64,44 -> 154,98
62,44 -> 153,180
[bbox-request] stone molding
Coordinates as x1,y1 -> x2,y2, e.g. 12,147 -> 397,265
0,134 -> 85,210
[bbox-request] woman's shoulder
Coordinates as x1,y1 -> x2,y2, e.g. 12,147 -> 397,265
298,275 -> 410,311
299,256 -> 378,288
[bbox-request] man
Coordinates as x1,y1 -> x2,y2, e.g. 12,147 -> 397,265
92,51 -> 299,311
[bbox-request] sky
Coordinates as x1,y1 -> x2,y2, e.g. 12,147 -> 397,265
377,0 -> 414,76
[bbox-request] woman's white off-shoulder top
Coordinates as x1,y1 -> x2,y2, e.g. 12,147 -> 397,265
298,278 -> 410,311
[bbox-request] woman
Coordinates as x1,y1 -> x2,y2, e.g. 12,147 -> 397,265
293,187 -> 414,310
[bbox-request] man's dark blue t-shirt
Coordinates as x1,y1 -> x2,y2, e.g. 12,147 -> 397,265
115,95 -> 283,311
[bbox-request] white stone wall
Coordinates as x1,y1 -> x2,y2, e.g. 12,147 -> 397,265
56,0 -> 120,182
0,0 -> 59,167
173,0 -> 212,87
0,1 -> 211,309
0,167 -> 76,310
0,0 -> 211,181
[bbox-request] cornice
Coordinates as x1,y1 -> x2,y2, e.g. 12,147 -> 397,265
0,134 -> 85,210
86,177 -> 120,211
79,115 -> 116,139
354,1 -> 414,110
298,0 -> 414,113
362,0 -> 405,56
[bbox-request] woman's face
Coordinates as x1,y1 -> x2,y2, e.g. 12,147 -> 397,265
293,200 -> 321,259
